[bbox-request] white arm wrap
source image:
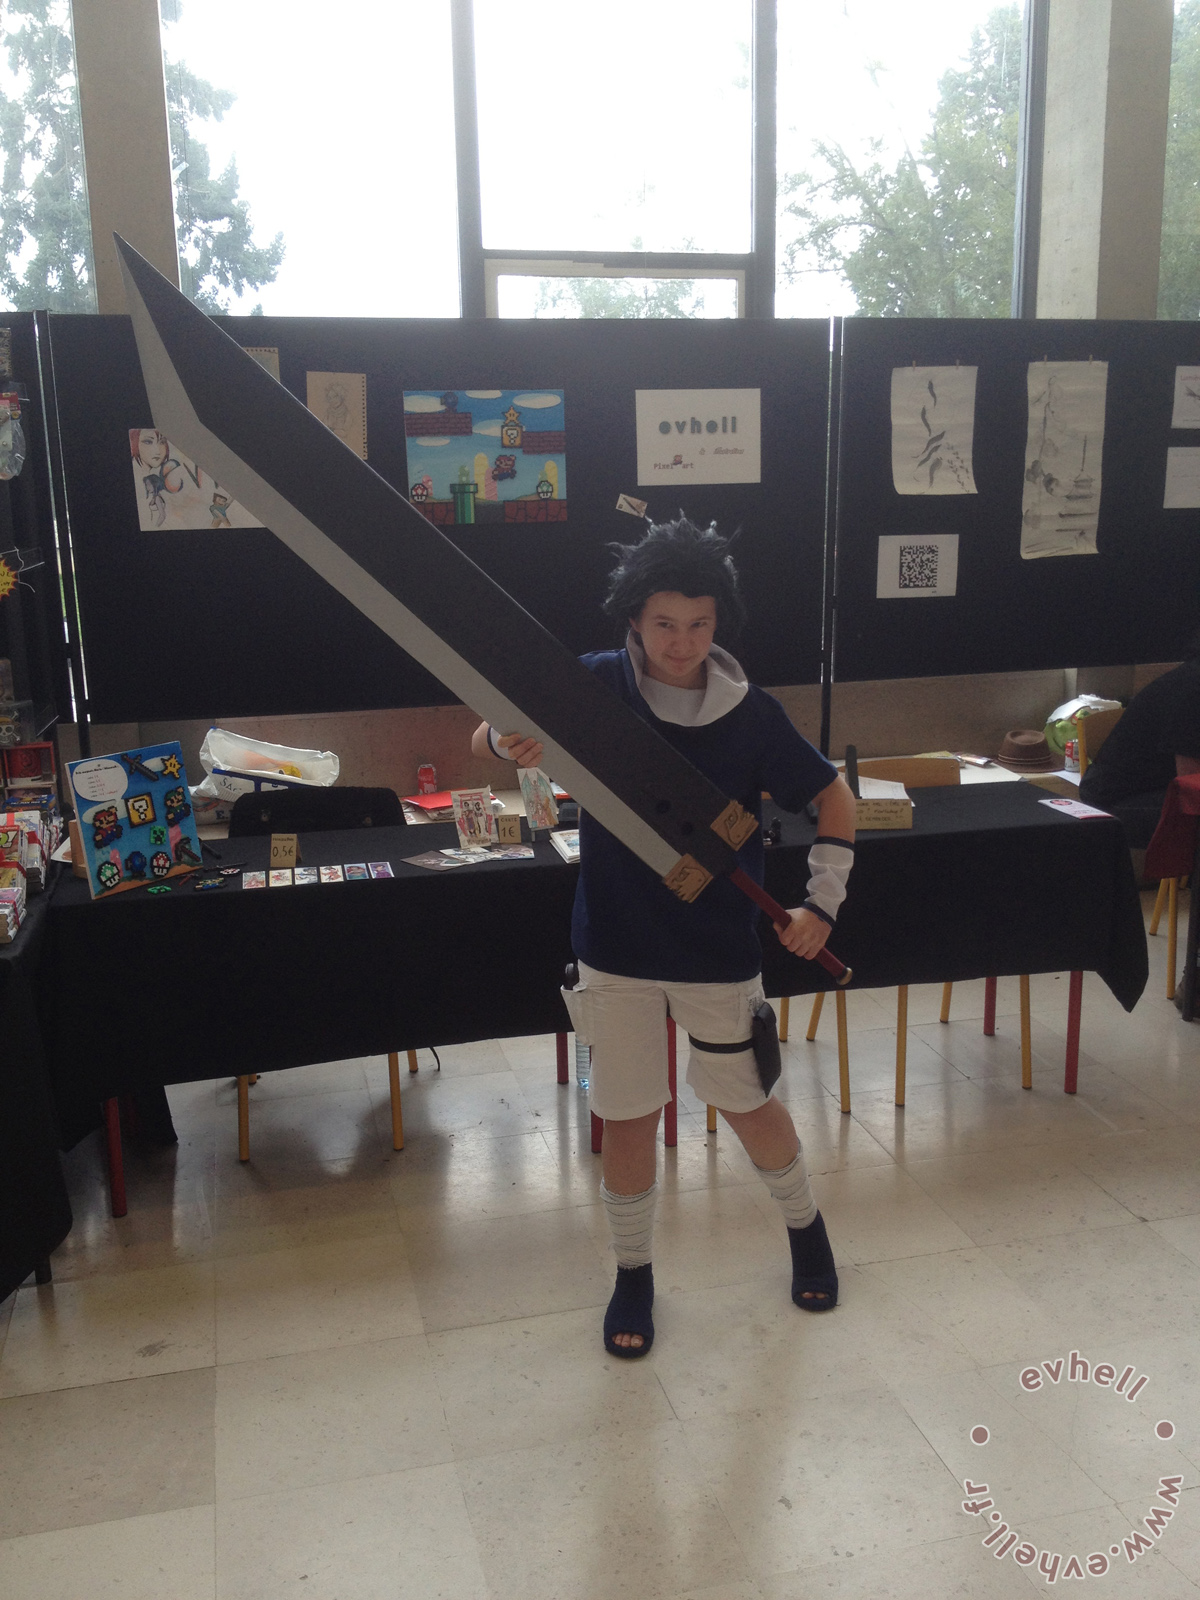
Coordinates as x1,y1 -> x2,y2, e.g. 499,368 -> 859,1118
486,725 -> 517,760
804,837 -> 854,925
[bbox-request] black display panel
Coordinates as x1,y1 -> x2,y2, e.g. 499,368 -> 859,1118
46,314 -> 832,722
833,318 -> 1200,681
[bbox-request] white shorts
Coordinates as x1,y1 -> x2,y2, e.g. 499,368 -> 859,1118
562,961 -> 769,1121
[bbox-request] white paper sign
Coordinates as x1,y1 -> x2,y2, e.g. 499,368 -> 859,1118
1021,362 -> 1108,559
1171,366 -> 1200,430
876,534 -> 959,599
635,389 -> 761,485
1164,447 -> 1200,510
890,366 -> 978,495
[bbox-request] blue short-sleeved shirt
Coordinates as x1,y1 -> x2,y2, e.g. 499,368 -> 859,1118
571,648 -> 836,983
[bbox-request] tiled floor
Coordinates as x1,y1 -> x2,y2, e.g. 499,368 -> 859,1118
3,890 -> 1199,1597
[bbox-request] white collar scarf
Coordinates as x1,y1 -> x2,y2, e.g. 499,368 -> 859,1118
625,630 -> 749,727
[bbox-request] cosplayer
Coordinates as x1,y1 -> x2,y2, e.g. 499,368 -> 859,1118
472,516 -> 856,1357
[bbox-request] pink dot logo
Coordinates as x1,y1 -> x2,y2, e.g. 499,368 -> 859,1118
1157,1420 -> 1175,1440
970,1425 -> 990,1445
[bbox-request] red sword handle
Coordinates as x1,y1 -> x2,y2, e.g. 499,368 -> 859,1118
729,867 -> 853,987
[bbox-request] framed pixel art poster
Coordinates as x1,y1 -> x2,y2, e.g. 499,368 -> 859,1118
403,389 -> 567,526
68,741 -> 203,898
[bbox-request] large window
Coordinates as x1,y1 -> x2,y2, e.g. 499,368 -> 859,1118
776,0 -> 1022,318
160,0 -> 460,317
1159,0 -> 1200,319
0,0 -> 95,312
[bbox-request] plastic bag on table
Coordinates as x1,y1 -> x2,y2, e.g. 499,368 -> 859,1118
193,726 -> 340,804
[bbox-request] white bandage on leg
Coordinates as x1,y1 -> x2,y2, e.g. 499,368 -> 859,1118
804,836 -> 854,926
600,1180 -> 658,1268
756,1150 -> 818,1230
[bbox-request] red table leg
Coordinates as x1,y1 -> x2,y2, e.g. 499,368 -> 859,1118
103,1097 -> 127,1218
665,1017 -> 678,1148
1064,970 -> 1083,1094
556,1031 -> 569,1085
590,1111 -> 603,1154
983,976 -> 997,1037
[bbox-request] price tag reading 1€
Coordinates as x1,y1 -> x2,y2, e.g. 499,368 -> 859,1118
269,832 -> 300,869
496,813 -> 522,845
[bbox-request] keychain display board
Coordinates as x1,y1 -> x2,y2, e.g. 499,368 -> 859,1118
46,314 -> 832,723
833,318 -> 1200,682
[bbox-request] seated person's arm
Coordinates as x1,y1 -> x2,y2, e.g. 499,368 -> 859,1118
777,774 -> 857,960
470,718 -> 544,768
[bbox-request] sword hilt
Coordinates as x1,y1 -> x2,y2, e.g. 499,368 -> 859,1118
729,867 -> 852,987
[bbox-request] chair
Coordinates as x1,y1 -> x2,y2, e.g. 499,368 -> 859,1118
1145,775 -> 1200,1007
227,784 -> 411,1161
806,757 -> 960,1109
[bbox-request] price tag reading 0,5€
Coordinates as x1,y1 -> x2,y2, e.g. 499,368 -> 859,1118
269,833 -> 299,869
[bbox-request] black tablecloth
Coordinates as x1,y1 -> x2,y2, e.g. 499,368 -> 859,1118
41,784 -> 1148,1146
1,887 -> 72,1299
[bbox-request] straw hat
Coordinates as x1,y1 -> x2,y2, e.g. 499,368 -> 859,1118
994,729 -> 1057,772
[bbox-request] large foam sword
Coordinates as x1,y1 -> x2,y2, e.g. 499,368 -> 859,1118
115,237 -> 850,986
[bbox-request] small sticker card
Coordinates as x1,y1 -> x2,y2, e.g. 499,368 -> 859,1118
344,862 -> 369,879
403,851 -> 468,870
242,870 -> 267,889
293,866 -> 320,885
319,864 -> 345,884
368,861 -> 394,879
616,493 -> 648,517
268,868 -> 293,886
1039,797 -> 1112,820
451,788 -> 497,850
492,845 -> 535,859
519,767 -> 559,832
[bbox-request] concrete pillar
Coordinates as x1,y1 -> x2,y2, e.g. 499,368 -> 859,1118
1037,0 -> 1174,319
71,0 -> 179,312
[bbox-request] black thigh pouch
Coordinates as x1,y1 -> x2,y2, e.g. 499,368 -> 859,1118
690,1000 -> 781,1096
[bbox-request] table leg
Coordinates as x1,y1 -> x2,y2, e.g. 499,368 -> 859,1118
707,1104 -> 717,1133
836,990 -> 850,1114
407,1048 -> 419,1074
779,995 -> 790,1041
940,981 -> 953,1023
1183,841 -> 1200,1023
237,1076 -> 250,1163
103,1097 -> 127,1218
387,1051 -> 404,1150
665,1017 -> 677,1148
1064,970 -> 1083,1093
590,1111 -> 603,1154
1019,974 -> 1032,1089
983,976 -> 997,1037
895,986 -> 907,1107
33,1257 -> 52,1285
556,1032 -> 569,1085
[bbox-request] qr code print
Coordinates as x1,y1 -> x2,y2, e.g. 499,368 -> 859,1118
898,543 -> 939,590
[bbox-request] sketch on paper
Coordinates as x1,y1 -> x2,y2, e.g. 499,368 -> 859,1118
128,428 -> 262,530
1171,366 -> 1200,430
1021,362 -> 1108,559
306,372 -> 367,459
403,389 -> 567,526
1164,447 -> 1200,510
876,534 -> 959,599
890,366 -> 977,495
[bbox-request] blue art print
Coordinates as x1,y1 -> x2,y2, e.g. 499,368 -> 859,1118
68,741 -> 204,900
403,389 -> 566,527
